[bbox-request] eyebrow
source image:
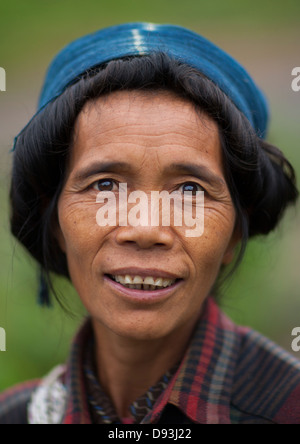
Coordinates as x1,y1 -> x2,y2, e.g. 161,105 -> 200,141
164,163 -> 226,189
72,160 -> 226,189
73,161 -> 132,181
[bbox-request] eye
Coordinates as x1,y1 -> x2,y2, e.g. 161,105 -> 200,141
92,179 -> 118,192
179,182 -> 204,195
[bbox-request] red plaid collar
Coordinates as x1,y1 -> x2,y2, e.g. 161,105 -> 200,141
142,297 -> 242,424
61,297 -> 242,424
2,297 -> 300,423
60,296 -> 300,424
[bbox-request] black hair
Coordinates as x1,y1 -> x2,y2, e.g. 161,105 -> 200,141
10,52 -> 299,304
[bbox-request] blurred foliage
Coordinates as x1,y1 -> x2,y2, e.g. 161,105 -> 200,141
1,0 -> 300,66
0,0 -> 299,390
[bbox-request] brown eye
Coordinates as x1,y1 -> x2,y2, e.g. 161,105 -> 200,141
180,182 -> 203,195
93,179 -> 117,192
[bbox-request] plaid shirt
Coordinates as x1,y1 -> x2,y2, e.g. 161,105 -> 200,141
1,297 -> 300,424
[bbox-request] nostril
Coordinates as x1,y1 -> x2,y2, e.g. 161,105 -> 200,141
115,225 -> 174,249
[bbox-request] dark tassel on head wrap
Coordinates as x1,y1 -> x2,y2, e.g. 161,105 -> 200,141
38,271 -> 51,306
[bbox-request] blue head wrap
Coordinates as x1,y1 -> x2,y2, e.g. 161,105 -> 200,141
36,22 -> 269,138
13,22 -> 269,153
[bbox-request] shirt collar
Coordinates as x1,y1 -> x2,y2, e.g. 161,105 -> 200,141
61,297 -> 242,424
142,297 -> 242,424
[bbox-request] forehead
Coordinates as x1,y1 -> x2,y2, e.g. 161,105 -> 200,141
69,90 -> 223,174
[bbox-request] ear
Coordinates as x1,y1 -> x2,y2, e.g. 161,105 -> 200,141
222,224 -> 242,266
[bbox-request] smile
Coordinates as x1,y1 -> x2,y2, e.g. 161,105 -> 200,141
108,274 -> 178,291
104,271 -> 183,303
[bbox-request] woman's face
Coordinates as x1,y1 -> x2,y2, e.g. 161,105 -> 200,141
57,90 -> 237,341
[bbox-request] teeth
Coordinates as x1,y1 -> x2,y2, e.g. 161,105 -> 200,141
125,275 -> 133,284
162,279 -> 174,287
111,274 -> 177,290
143,276 -> 155,285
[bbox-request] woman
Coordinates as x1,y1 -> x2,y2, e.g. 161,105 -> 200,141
0,22 -> 299,424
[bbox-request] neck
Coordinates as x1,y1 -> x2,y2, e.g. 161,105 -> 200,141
91,319 -> 197,419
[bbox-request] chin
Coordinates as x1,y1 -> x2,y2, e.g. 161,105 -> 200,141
101,312 -> 178,342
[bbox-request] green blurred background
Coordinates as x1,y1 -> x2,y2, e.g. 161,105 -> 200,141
0,0 -> 299,390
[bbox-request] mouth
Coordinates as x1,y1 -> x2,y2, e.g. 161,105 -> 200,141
106,274 -> 181,291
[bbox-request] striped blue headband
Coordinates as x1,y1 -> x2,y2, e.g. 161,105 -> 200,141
34,22 -> 269,139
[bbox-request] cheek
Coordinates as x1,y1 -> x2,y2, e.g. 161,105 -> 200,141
184,205 -> 236,275
57,197 -> 110,269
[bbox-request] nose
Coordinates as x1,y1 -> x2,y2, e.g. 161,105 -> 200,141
115,225 -> 174,250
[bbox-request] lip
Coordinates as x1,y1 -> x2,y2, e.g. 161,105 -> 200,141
104,274 -> 184,304
104,267 -> 182,280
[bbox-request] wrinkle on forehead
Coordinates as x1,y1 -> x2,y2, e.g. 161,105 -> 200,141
72,89 -> 217,146
68,89 -> 223,180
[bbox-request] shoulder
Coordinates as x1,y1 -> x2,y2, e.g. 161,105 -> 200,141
0,364 -> 67,425
232,327 -> 300,424
0,380 -> 40,424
